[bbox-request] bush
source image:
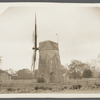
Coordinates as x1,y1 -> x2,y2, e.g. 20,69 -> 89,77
17,88 -> 20,91
69,85 -> 82,90
64,86 -> 67,89
39,86 -> 46,90
48,87 -> 52,90
82,69 -> 93,78
77,85 -> 82,89
7,88 -> 12,91
34,86 -> 51,91
34,86 -> 39,90
95,83 -> 100,87
37,77 -> 45,83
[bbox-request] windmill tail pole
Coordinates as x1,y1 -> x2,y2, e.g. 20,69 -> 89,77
56,34 -> 59,46
0,56 -> 2,65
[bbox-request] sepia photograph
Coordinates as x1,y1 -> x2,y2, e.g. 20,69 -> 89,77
0,3 -> 100,98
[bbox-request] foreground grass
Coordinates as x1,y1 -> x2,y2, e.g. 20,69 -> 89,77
0,79 -> 100,94
0,87 -> 100,94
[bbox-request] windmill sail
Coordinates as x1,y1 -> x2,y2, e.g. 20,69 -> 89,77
31,13 -> 38,72
34,13 -> 37,62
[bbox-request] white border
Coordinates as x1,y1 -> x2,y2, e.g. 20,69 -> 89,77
0,93 -> 100,98
1,2 -> 100,7
0,2 -> 100,98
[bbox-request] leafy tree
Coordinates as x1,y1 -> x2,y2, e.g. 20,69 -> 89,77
82,69 -> 93,78
68,60 -> 90,79
16,69 -> 34,79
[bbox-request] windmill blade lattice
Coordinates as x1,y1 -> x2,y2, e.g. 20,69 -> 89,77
31,13 -> 38,72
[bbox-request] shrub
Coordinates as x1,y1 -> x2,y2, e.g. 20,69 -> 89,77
37,77 -> 45,83
69,85 -> 82,90
76,85 -> 82,89
7,88 -> 12,91
39,86 -> 46,90
73,85 -> 78,89
82,69 -> 93,78
91,85 -> 97,89
39,86 -> 44,89
17,88 -> 20,91
64,86 -> 67,89
48,87 -> 52,90
34,86 -> 39,90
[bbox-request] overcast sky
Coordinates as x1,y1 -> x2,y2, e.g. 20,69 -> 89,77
0,3 -> 100,70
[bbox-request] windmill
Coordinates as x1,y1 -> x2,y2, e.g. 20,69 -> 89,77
31,14 -> 64,83
31,14 -> 39,72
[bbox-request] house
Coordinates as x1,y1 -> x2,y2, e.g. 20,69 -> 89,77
0,69 -> 10,81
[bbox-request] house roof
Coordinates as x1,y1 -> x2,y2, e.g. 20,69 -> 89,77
0,69 -> 10,75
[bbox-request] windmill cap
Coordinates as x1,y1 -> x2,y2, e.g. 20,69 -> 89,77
39,40 -> 59,51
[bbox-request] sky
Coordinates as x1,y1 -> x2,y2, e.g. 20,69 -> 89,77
0,3 -> 100,70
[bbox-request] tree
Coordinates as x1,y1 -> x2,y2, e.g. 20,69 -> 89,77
68,60 -> 90,79
16,69 -> 34,79
82,69 -> 93,78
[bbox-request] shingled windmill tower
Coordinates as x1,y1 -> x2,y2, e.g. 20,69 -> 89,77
32,14 -> 63,83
